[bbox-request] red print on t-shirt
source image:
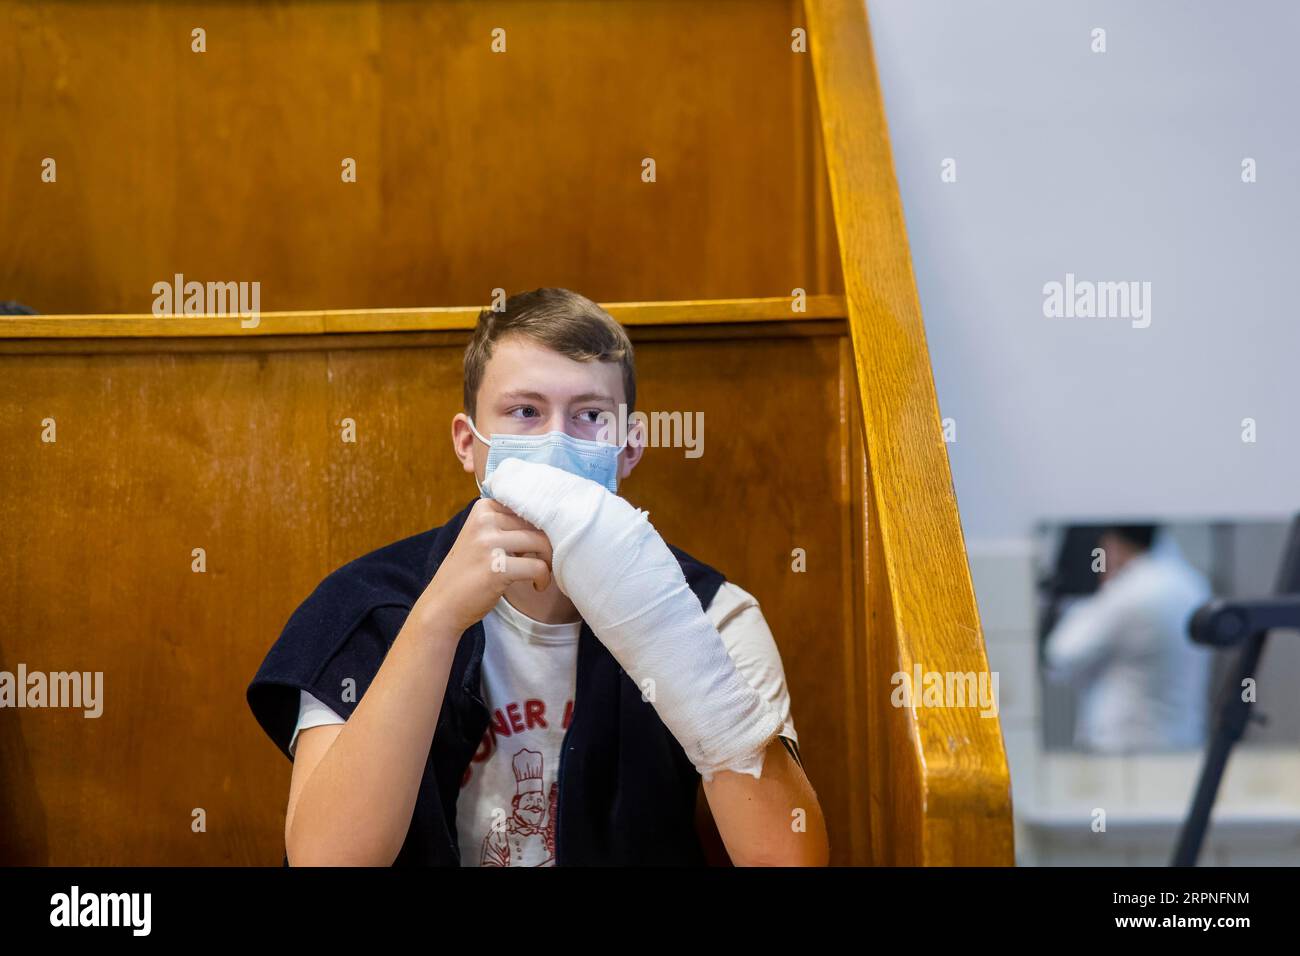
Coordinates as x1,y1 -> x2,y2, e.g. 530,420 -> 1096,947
459,698 -> 574,789
479,748 -> 559,866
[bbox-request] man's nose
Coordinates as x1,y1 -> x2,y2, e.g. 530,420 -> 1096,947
541,412 -> 579,436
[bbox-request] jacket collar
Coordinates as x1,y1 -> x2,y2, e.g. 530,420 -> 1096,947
422,497 -> 479,587
422,497 -> 486,704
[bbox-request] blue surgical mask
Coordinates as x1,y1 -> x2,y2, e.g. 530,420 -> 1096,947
467,416 -> 626,499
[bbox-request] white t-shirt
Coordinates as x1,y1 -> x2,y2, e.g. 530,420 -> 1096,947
289,580 -> 797,866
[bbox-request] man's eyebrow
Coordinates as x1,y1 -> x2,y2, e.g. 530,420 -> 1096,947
498,390 -> 550,403
497,390 -> 616,405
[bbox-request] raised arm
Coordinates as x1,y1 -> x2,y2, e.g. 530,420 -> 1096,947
284,499 -> 551,866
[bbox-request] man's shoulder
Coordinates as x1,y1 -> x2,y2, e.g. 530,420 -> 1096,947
260,503 -> 479,672
321,526 -> 438,602
664,541 -> 727,607
246,502 -> 476,758
706,579 -> 759,622
313,499 -> 478,607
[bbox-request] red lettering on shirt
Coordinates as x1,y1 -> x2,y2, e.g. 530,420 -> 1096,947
506,702 -> 525,734
463,700 -> 575,791
524,698 -> 547,729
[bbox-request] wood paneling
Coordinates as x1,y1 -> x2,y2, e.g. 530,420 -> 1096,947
0,295 -> 848,341
1,0 -> 842,314
0,0 -> 1013,867
807,0 -> 1014,864
0,313 -> 869,864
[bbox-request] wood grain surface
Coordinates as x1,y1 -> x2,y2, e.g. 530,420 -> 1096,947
0,0 -> 1012,866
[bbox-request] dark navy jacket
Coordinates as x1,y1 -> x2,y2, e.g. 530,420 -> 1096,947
246,498 -> 727,866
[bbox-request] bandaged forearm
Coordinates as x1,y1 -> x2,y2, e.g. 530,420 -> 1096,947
483,458 -> 784,781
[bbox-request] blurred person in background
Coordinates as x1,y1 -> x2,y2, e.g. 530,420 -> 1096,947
1043,525 -> 1214,753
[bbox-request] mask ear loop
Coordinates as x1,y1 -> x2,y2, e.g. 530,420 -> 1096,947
615,414 -> 641,454
466,416 -> 492,497
599,411 -> 631,454
610,423 -> 633,492
466,415 -> 492,448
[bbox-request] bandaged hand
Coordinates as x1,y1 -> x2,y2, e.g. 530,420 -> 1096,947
482,457 -> 784,781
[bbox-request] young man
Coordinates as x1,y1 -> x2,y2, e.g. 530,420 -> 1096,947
247,287 -> 828,866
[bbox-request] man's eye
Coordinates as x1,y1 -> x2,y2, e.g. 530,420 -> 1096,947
510,406 -> 540,419
577,409 -> 603,424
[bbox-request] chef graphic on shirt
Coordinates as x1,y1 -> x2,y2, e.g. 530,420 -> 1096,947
481,748 -> 557,866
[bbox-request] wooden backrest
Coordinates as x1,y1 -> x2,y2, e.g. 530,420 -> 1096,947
1,0 -> 838,312
0,0 -> 1012,866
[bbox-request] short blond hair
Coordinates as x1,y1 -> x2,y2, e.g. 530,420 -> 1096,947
463,288 -> 636,418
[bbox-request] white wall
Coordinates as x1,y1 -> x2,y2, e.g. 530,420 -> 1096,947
866,0 -> 1300,541
866,0 -> 1300,864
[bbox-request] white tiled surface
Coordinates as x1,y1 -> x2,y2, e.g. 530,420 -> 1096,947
982,634 -> 1037,726
1218,749 -> 1300,806
1001,724 -> 1040,810
968,541 -> 1037,634
1131,753 -> 1201,806
1043,752 -> 1132,807
966,537 -> 1300,866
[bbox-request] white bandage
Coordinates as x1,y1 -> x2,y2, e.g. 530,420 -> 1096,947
482,457 -> 784,781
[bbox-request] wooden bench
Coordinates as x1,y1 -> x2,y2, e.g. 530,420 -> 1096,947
0,0 -> 1012,865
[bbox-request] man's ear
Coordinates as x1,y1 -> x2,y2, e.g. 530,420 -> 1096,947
451,412 -> 480,476
619,416 -> 646,480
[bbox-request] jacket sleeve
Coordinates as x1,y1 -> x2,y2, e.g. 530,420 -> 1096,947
246,566 -> 415,761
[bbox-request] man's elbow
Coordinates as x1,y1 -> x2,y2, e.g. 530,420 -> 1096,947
732,832 -> 830,867
286,822 -> 399,867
